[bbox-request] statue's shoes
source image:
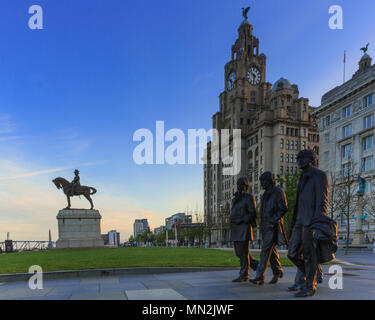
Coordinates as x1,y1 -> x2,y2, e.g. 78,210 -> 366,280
232,277 -> 248,283
294,288 -> 316,298
249,278 -> 264,285
269,272 -> 283,284
287,284 -> 303,291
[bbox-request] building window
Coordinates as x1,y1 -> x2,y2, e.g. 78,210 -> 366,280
290,141 -> 294,150
233,119 -> 236,126
324,151 -> 329,162
280,166 -> 284,175
302,128 -> 306,137
280,139 -> 284,149
286,154 -> 289,163
342,105 -> 352,118
233,106 -> 236,114
280,153 -> 284,162
281,126 -> 284,135
342,163 -> 349,177
286,140 -> 290,150
240,105 -> 244,112
260,142 -> 263,152
362,156 -> 374,172
295,141 -> 298,150
286,167 -> 289,175
363,135 -> 374,151
364,114 -> 374,129
240,118 -> 244,125
325,133 -> 329,144
342,124 -> 352,138
260,129 -> 264,138
363,93 -> 374,108
365,181 -> 372,194
324,115 -> 330,128
302,141 -> 306,150
341,144 -> 351,158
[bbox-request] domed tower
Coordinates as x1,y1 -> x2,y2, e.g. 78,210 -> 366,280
353,53 -> 372,78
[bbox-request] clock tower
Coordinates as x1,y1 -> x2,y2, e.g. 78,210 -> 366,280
215,18 -> 271,135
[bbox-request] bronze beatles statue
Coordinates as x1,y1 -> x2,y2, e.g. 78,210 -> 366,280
52,169 -> 97,210
249,171 -> 287,285
287,150 -> 337,297
229,150 -> 337,298
229,177 -> 259,282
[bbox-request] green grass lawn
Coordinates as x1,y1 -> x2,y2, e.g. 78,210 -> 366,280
0,247 -> 296,274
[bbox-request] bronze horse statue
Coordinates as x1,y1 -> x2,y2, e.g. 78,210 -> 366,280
52,177 -> 97,210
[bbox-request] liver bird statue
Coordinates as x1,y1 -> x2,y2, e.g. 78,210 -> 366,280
361,43 -> 369,54
242,7 -> 250,21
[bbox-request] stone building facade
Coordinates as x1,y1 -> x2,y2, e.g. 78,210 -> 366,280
312,52 -> 375,243
203,17 -> 319,247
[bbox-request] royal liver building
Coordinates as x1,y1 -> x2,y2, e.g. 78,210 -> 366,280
203,15 -> 319,247
313,49 -> 375,243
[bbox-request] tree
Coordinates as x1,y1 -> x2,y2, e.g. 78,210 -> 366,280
155,229 -> 174,246
327,171 -> 340,220
334,157 -> 359,255
128,235 -> 134,244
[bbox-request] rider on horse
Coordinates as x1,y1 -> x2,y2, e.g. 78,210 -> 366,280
71,169 -> 81,196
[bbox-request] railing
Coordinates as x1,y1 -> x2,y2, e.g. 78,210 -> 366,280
0,241 -> 54,252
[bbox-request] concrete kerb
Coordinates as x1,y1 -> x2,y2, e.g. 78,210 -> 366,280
0,266 -> 238,283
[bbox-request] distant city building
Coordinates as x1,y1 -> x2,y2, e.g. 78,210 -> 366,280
165,213 -> 192,229
101,230 -> 120,246
312,51 -> 375,241
133,219 -> 149,238
154,226 -> 166,235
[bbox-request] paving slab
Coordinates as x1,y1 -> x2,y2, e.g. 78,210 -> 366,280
126,288 -> 187,300
70,291 -> 127,300
0,287 -> 54,299
47,284 -> 99,296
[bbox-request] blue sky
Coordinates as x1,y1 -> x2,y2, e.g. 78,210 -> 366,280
1,0 -> 375,241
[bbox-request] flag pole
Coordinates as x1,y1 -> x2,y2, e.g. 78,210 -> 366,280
343,50 -> 346,83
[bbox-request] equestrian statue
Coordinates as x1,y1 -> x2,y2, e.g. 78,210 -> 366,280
52,169 -> 97,210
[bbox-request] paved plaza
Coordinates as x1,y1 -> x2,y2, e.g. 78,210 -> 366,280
0,251 -> 374,300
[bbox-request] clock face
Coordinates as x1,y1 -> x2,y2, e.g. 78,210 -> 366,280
247,67 -> 261,86
227,72 -> 236,91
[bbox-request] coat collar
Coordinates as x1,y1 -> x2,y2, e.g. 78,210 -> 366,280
301,166 -> 314,178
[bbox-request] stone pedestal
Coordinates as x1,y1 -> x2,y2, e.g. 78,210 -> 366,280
353,231 -> 365,245
352,195 -> 364,245
56,209 -> 104,248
